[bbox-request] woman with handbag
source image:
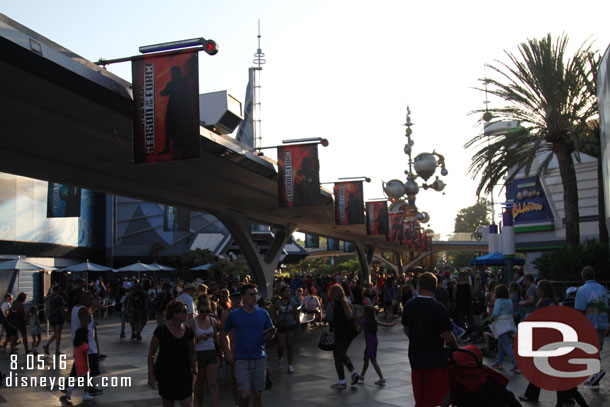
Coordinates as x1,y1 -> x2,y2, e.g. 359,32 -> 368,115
188,295 -> 219,407
489,284 -> 519,371
272,286 -> 299,373
325,285 -> 359,390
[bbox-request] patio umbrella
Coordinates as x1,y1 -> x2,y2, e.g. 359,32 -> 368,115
57,260 -> 114,272
148,263 -> 176,271
190,263 -> 212,271
0,259 -> 55,271
114,261 -> 156,273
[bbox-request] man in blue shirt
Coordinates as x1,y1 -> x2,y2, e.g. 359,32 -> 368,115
224,284 -> 276,407
575,266 -> 608,386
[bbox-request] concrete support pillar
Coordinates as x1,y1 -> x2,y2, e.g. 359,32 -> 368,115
354,242 -> 375,285
217,212 -> 295,299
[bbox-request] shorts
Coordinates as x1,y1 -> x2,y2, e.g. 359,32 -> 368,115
70,353 -> 101,377
277,324 -> 297,333
197,349 -> 218,368
131,309 -> 147,325
30,327 -> 42,337
49,314 -> 64,326
411,367 -> 449,407
235,358 -> 266,391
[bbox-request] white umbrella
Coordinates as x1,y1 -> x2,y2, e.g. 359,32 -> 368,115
57,260 -> 114,273
0,259 -> 55,271
148,263 -> 176,271
190,263 -> 212,271
114,261 -> 155,273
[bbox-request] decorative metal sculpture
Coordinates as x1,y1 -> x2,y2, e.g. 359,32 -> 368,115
382,106 -> 448,223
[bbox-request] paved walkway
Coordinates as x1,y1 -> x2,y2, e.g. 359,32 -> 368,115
0,314 -> 608,406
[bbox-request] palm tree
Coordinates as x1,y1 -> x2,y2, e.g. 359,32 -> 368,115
466,33 -> 598,246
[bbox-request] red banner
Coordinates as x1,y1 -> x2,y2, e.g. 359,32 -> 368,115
132,49 -> 200,164
277,144 -> 320,207
366,201 -> 389,235
387,212 -> 404,242
334,181 -> 364,225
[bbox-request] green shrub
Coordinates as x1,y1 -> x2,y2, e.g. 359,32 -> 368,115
533,239 -> 610,281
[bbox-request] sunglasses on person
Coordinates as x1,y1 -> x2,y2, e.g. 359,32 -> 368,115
198,308 -> 210,313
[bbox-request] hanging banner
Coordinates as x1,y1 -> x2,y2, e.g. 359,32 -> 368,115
132,49 -> 200,164
366,201 -> 389,236
387,213 -> 404,242
333,181 -> 364,225
305,234 -> 319,249
277,144 -> 320,207
163,206 -> 190,232
47,183 -> 81,218
327,238 -> 340,251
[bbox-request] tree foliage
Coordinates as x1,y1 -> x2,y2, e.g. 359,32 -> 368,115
454,198 -> 491,233
466,33 -> 599,246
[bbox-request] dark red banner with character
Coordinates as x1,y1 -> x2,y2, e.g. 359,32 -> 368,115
366,201 -> 389,235
401,220 -> 414,247
387,212 -> 404,242
333,181 -> 364,225
132,49 -> 200,164
277,144 -> 320,207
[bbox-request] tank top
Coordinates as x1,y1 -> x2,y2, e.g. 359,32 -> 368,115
193,316 -> 215,351
71,305 -> 98,354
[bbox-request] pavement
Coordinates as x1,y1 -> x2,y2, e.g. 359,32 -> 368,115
0,314 -> 609,407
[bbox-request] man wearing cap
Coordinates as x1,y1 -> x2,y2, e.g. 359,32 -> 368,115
176,283 -> 196,320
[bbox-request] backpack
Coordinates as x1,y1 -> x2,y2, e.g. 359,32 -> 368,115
131,289 -> 146,310
155,291 -> 172,312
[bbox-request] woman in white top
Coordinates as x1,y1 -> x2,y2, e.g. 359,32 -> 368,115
188,295 -> 219,407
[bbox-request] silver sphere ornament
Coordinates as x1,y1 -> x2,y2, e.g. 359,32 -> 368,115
416,212 -> 430,223
404,144 -> 412,156
383,179 -> 406,200
413,153 -> 438,181
441,168 -> 448,176
405,178 -> 419,196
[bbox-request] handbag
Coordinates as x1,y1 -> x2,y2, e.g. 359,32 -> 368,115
318,327 -> 336,351
490,314 -> 517,339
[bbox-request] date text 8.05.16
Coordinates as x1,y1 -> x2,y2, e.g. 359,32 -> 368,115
10,354 -> 67,371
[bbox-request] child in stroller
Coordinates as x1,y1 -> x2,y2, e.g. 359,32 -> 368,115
447,345 -> 521,407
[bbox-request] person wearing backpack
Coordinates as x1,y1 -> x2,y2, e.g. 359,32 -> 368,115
43,285 -> 66,355
127,283 -> 149,341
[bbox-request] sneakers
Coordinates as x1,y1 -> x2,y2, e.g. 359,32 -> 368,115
120,332 -> 125,339
88,388 -> 103,395
510,366 -> 520,373
491,363 -> 503,370
83,392 -> 94,401
330,382 -> 347,390
43,344 -> 50,355
358,375 -> 364,383
59,395 -> 72,405
287,364 -> 295,373
584,369 -> 605,386
278,360 -> 284,369
374,378 -> 386,386
351,372 -> 359,386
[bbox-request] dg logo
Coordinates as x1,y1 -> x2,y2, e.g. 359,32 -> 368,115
514,305 -> 601,391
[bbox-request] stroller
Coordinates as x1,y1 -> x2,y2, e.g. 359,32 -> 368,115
446,345 -> 521,407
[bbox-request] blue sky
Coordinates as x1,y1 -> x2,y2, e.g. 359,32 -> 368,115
2,1 -> 610,236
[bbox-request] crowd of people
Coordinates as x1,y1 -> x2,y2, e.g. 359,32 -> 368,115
0,264 -> 608,407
